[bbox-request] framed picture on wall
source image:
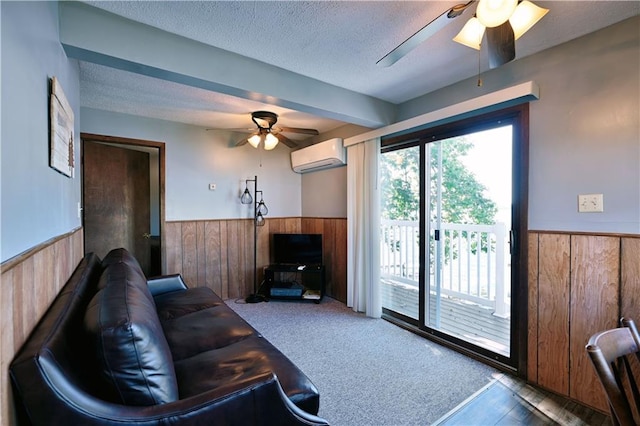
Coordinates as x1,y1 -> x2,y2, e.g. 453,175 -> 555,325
49,76 -> 74,178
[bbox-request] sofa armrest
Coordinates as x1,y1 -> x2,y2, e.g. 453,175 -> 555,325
273,373 -> 330,425
147,274 -> 188,296
176,372 -> 330,426
22,358 -> 329,426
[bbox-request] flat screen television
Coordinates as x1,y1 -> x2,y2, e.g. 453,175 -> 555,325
272,233 -> 322,266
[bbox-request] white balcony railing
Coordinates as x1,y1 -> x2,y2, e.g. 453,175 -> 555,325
380,219 -> 510,318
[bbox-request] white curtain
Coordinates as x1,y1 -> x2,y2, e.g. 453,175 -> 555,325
346,137 -> 381,318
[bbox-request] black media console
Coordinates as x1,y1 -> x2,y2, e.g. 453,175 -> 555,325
264,264 -> 326,303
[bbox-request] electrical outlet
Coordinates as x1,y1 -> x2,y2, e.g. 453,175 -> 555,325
578,194 -> 604,213
209,183 -> 216,191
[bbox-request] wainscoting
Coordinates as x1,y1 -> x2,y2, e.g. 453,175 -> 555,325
528,231 -> 640,413
0,218 -> 344,426
164,217 -> 347,303
0,227 -> 84,426
4,226 -> 634,424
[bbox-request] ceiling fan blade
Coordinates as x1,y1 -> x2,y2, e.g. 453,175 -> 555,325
486,21 -> 515,69
207,127 -> 255,133
276,126 -> 319,135
377,0 -> 476,67
275,133 -> 297,149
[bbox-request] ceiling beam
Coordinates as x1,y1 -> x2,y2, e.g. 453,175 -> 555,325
344,81 -> 540,146
59,2 -> 396,128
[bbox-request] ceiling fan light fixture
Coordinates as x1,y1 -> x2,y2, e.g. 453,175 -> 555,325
263,133 -> 279,150
248,134 -> 262,148
476,0 -> 517,28
453,16 -> 486,50
509,0 -> 549,40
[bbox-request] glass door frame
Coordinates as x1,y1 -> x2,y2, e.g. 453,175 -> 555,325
381,104 -> 529,375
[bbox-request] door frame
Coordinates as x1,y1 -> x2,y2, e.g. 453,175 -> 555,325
81,133 -> 166,273
381,104 -> 529,376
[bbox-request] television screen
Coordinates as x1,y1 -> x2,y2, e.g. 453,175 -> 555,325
272,234 -> 322,266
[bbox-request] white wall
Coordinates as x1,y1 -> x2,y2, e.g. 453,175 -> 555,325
1,1 -> 81,262
78,17 -> 639,234
2,6 -> 637,265
300,123 -> 371,218
292,17 -> 640,231
301,166 -> 347,218
80,108 -> 302,221
398,16 -> 640,234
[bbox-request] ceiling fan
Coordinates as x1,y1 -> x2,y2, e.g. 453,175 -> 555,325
215,111 -> 319,150
377,0 -> 548,69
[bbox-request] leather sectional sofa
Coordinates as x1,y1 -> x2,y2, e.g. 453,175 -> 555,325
10,248 -> 329,425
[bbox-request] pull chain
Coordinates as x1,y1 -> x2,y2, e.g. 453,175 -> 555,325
477,43 -> 483,87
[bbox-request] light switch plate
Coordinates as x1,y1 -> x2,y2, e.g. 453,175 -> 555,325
578,194 -> 603,213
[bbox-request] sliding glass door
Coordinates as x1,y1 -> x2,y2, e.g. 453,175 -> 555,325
380,105 -> 528,369
380,145 -> 421,319
425,129 -> 512,356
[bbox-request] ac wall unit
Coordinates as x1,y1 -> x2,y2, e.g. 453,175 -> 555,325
291,138 -> 346,174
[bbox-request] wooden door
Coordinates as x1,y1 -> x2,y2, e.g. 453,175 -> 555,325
83,141 -> 151,274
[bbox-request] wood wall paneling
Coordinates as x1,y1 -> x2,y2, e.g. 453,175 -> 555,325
1,228 -> 84,426
528,232 -> 640,413
5,224 -> 637,424
569,235 -> 619,411
1,267 -> 16,426
621,237 -> 640,320
284,218 -> 301,234
33,249 -> 51,317
321,219 -> 336,297
329,219 -> 343,302
204,221 -> 222,296
300,218 -> 348,303
163,218 -> 347,302
333,219 -> 348,303
301,218 -> 321,234
621,237 -> 640,420
196,221 -> 207,287
527,233 -> 539,383
181,221 -> 198,287
537,233 -> 571,395
219,220 -> 230,299
238,219 -> 250,298
228,219 -> 246,299
163,221 -> 182,275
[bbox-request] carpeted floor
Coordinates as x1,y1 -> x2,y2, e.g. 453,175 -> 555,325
227,296 -> 498,426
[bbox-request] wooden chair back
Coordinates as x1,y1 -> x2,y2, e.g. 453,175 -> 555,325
586,321 -> 640,425
622,317 -> 640,345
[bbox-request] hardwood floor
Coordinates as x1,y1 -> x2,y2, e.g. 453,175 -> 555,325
433,374 -> 611,425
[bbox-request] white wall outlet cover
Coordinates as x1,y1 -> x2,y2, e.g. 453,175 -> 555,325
578,193 -> 604,213
209,183 -> 216,190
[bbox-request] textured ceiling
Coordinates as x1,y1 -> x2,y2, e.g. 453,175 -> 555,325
78,1 -> 640,138
79,62 -> 343,136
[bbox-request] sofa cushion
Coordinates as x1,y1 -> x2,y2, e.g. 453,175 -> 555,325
154,286 -> 223,320
174,335 -> 320,415
85,261 -> 179,406
160,304 -> 255,361
99,248 -> 146,288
